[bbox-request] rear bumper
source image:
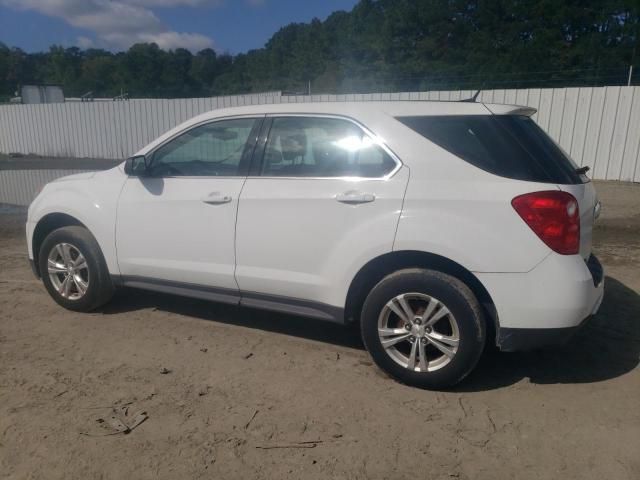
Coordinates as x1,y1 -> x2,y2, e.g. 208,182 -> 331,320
497,315 -> 592,352
476,253 -> 604,351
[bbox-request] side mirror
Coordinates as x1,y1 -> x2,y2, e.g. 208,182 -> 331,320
124,155 -> 149,176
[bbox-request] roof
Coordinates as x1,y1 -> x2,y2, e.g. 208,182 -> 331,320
136,100 -> 536,156
187,100 -> 535,119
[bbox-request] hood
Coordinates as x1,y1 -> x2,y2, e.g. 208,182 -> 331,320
51,171 -> 97,183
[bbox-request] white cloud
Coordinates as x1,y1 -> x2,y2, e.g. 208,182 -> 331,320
76,36 -> 94,49
1,0 -> 216,51
128,0 -> 224,6
104,31 -> 213,51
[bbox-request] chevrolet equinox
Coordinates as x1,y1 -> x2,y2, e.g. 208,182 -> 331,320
26,101 -> 604,388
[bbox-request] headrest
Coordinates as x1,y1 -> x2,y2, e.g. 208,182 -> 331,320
279,129 -> 307,161
312,139 -> 347,168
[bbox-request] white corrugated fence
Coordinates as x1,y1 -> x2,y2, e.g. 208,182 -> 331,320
0,92 -> 281,160
1,87 -> 639,207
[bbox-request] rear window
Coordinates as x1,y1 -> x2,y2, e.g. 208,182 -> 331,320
396,115 -> 586,184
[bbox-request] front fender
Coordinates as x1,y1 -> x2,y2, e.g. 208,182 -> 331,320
27,167 -> 126,275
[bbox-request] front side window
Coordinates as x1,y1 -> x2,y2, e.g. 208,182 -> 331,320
149,118 -> 258,177
261,117 -> 397,178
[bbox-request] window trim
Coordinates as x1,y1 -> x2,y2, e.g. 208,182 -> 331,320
249,113 -> 403,180
248,117 -> 273,177
143,114 -> 265,179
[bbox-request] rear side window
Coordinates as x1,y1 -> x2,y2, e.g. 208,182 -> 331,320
261,117 -> 397,178
396,115 -> 585,184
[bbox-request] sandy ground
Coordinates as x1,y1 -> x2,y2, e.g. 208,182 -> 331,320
1,181 -> 639,480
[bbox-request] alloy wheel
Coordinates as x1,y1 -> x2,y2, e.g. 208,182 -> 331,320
47,243 -> 90,301
377,292 -> 460,372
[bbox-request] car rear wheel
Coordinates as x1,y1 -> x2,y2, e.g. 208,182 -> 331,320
39,226 -> 114,312
361,268 -> 485,389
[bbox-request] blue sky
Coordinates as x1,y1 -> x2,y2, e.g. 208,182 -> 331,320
0,0 -> 359,53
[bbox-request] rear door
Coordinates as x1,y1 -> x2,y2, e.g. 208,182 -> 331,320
234,115 -> 409,312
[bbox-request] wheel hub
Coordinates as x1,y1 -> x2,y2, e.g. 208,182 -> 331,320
410,324 -> 423,337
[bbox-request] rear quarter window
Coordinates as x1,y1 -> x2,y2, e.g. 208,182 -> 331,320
396,115 -> 586,184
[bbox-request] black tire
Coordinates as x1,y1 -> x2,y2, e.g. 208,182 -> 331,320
38,226 -> 114,312
361,268 -> 485,389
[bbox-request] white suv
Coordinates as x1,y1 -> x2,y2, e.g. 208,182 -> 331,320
26,101 -> 604,388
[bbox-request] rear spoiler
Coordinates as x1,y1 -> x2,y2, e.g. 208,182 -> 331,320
483,104 -> 537,117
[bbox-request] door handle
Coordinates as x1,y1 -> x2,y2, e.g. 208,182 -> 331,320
335,191 -> 376,204
202,193 -> 232,205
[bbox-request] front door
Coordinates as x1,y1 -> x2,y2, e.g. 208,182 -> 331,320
116,117 -> 262,296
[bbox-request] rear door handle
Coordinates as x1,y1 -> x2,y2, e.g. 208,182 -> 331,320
202,193 -> 232,205
335,191 -> 376,204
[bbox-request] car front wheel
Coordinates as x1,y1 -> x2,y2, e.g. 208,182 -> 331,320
361,268 -> 486,389
39,226 -> 114,312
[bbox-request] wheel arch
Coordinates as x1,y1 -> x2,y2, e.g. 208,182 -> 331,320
344,250 -> 498,343
32,212 -> 88,277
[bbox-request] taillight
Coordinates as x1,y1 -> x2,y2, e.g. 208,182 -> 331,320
511,191 -> 580,255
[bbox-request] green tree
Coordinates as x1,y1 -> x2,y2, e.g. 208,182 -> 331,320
0,0 -> 638,100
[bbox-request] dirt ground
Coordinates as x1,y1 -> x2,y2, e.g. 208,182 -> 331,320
1,181 -> 639,480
